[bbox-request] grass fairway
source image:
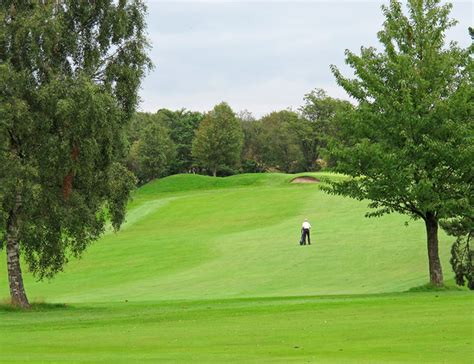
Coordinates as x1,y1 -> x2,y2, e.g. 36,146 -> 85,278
0,173 -> 472,362
1,293 -> 472,363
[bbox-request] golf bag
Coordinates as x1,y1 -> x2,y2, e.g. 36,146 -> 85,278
299,229 -> 305,245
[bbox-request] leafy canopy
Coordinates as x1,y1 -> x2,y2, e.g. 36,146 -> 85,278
0,0 -> 151,278
192,102 -> 243,176
326,0 -> 473,223
298,89 -> 353,170
259,110 -> 303,173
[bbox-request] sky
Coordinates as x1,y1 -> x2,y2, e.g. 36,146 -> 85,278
139,0 -> 473,117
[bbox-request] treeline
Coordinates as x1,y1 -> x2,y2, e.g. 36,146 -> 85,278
125,89 -> 352,185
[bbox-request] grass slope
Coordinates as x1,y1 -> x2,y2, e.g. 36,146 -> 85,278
0,173 -> 456,302
0,173 -> 472,363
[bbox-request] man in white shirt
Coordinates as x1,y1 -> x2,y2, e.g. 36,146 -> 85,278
300,219 -> 311,245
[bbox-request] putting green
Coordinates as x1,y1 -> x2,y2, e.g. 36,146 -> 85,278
0,173 -> 472,362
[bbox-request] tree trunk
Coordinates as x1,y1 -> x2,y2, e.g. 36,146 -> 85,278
424,212 -> 444,287
6,196 -> 29,308
212,167 -> 217,177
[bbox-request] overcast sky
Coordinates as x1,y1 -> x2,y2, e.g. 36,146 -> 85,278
139,0 -> 473,117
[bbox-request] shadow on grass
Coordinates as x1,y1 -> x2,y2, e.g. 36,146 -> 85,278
407,282 -> 465,292
0,302 -> 70,313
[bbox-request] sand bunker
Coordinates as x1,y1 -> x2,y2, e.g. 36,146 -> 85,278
291,176 -> 320,184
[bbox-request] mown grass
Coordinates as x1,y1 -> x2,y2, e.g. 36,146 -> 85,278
0,292 -> 472,363
0,173 -> 471,362
0,173 -> 457,302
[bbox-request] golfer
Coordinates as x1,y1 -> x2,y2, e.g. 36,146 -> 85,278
300,218 -> 311,245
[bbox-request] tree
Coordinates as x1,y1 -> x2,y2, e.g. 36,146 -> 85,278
259,110 -> 304,173
0,1 -> 151,307
192,102 -> 243,177
163,109 -> 203,174
325,0 -> 473,286
125,111 -> 177,183
126,109 -> 201,180
442,215 -> 473,289
439,76 -> 473,288
132,121 -> 176,184
126,112 -> 156,145
239,110 -> 265,173
298,89 -> 353,170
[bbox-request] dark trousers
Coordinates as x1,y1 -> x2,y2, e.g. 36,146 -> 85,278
301,228 -> 310,245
